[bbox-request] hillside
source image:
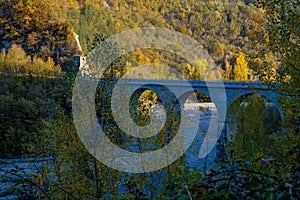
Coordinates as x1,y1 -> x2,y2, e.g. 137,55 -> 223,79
0,0 -> 272,81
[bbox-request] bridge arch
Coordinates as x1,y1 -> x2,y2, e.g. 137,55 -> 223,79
226,90 -> 283,119
178,89 -> 210,106
223,92 -> 283,142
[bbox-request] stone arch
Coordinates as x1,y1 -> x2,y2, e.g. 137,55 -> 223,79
178,88 -> 210,107
129,84 -> 182,117
224,91 -> 282,139
227,90 -> 283,119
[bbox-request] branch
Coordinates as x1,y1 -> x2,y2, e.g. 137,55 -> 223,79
208,168 -> 278,181
0,168 -> 51,200
0,168 -> 81,200
278,48 -> 300,72
56,186 -> 80,200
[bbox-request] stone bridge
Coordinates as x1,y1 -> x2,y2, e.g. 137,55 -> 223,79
96,78 -> 281,141
102,78 -> 282,116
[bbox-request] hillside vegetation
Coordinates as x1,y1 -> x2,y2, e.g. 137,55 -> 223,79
1,0 -> 273,81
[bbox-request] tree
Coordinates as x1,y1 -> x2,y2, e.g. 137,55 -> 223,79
219,59 -> 234,81
233,52 -> 249,81
254,0 -> 300,159
0,0 -> 81,63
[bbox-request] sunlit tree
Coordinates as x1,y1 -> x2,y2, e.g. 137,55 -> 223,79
233,52 -> 249,81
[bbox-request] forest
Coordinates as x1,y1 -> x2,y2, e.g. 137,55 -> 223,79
0,0 -> 299,199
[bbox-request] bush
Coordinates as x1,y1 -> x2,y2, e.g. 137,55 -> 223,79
0,44 -> 63,76
0,74 -> 65,157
